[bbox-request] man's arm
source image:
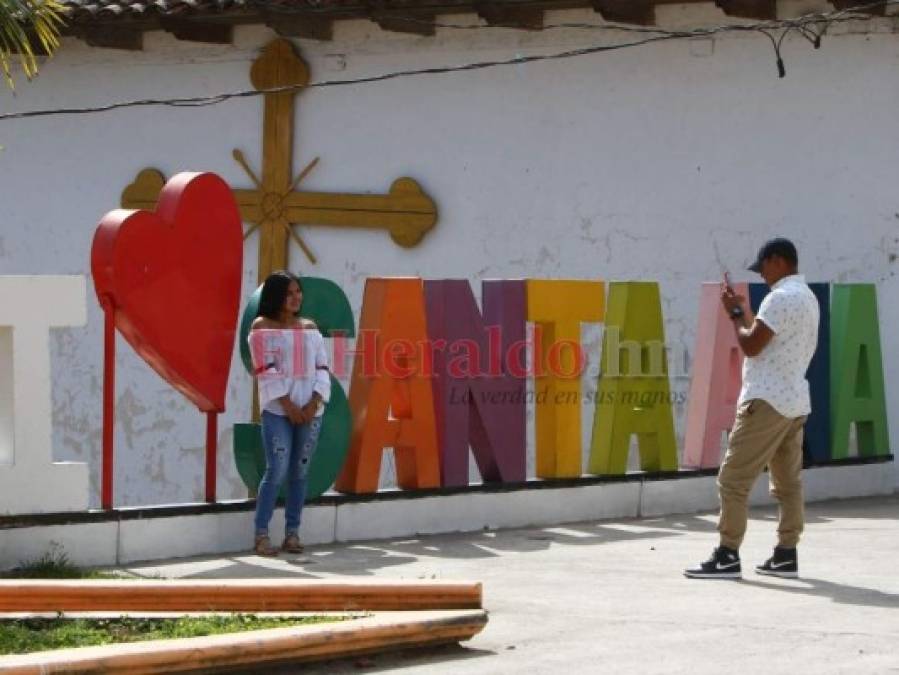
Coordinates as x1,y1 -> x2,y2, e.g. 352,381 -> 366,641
720,282 -> 775,358
730,314 -> 775,358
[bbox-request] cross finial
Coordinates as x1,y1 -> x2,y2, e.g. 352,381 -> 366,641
250,39 -> 309,93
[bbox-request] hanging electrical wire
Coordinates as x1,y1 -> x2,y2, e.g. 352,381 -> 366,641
0,0 -> 895,121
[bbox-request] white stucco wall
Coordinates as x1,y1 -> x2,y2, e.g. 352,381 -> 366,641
0,2 -> 896,509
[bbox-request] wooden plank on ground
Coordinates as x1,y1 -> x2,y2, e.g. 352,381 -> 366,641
0,579 -> 483,612
0,609 -> 489,674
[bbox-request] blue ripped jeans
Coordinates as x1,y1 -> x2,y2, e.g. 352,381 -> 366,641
254,410 -> 322,537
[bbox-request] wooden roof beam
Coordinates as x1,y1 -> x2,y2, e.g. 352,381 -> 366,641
476,3 -> 544,29
79,26 -> 144,50
591,0 -> 655,25
159,17 -> 233,44
264,14 -> 334,40
373,13 -> 437,35
830,0 -> 886,14
714,0 -> 777,20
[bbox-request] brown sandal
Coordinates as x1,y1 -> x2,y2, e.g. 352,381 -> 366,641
282,534 -> 304,554
254,535 -> 279,557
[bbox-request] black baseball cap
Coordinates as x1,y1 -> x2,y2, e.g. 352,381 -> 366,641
748,237 -> 798,273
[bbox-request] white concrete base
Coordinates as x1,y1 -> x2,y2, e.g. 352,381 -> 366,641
333,482 -> 642,542
639,461 -> 898,518
0,522 -> 117,569
802,463 -> 897,501
0,463 -> 90,515
0,462 -> 892,570
640,475 -> 719,518
115,505 -> 337,565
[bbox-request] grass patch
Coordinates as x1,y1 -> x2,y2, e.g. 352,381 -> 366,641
1,550 -> 122,580
0,615 -> 343,655
0,549 -> 347,656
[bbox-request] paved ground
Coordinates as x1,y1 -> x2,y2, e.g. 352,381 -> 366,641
124,495 -> 899,674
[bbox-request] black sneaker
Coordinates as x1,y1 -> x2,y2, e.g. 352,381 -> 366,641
684,546 -> 742,579
756,546 -> 799,579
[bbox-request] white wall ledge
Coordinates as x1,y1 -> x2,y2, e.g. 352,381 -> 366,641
0,459 -> 892,569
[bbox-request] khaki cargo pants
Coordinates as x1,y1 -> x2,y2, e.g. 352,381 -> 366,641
717,398 -> 807,550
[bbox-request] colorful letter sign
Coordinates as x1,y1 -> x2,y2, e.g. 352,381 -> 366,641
425,279 -> 527,486
0,276 -> 90,514
335,278 -> 441,493
682,282 -> 752,469
226,276 -> 891,499
590,282 -> 678,474
830,284 -> 890,459
527,280 -> 605,478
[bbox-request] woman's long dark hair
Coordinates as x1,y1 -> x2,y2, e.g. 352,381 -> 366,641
257,271 -> 302,321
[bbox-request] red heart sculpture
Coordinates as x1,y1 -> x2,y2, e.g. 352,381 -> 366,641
91,172 -> 243,413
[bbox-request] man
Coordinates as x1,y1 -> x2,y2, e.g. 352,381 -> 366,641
685,238 -> 819,580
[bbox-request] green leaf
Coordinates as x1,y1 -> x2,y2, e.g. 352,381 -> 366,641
0,0 -> 66,90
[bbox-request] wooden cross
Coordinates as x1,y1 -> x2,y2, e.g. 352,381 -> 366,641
122,39 -> 438,283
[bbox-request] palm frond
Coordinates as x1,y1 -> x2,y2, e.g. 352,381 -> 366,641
0,0 -> 65,91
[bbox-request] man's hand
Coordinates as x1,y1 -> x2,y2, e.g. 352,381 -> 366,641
720,278 -> 745,315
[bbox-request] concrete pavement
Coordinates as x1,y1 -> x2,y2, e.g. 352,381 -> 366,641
122,495 -> 899,674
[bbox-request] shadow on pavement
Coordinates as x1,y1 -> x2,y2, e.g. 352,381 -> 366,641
743,576 -> 899,609
151,516 -> 711,579
122,495 -> 899,580
234,643 -> 496,674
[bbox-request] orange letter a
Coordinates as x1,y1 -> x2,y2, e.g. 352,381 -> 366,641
335,278 -> 441,494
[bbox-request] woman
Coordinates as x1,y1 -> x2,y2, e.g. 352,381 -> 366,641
250,271 -> 330,556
